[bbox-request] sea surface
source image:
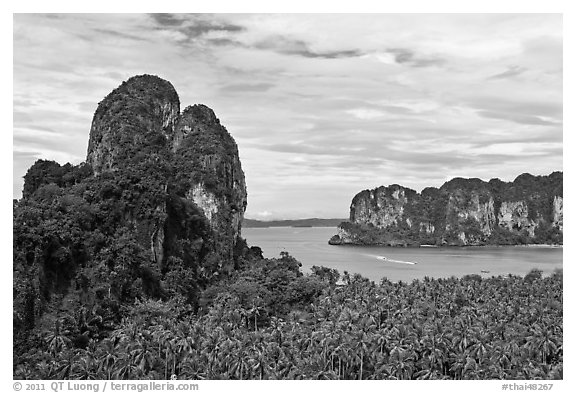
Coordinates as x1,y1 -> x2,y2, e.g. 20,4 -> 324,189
242,227 -> 563,282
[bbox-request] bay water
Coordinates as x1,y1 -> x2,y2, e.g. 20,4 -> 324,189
242,227 -> 563,282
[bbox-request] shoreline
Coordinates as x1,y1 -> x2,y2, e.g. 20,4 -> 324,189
330,242 -> 563,249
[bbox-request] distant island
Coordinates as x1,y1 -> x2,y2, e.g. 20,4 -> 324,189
244,218 -> 348,228
330,172 -> 563,247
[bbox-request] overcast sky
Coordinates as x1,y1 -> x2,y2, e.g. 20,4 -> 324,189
13,13 -> 562,220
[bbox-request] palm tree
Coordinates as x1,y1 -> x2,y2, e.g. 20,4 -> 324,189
45,320 -> 72,355
128,339 -> 155,377
96,338 -> 119,379
70,352 -> 99,380
388,346 -> 415,380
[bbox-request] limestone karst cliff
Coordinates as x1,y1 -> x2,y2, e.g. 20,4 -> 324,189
171,104 -> 247,264
84,75 -> 247,269
86,75 -> 181,175
13,75 -> 248,334
330,172 -> 562,246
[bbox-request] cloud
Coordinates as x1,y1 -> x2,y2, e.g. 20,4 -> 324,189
477,110 -> 562,126
386,48 -> 444,67
219,82 -> 274,93
180,20 -> 244,39
92,28 -> 151,42
463,96 -> 562,120
149,13 -> 244,44
13,14 -> 563,218
247,35 -> 363,59
150,13 -> 187,27
521,36 -> 563,70
13,150 -> 41,159
489,65 -> 527,79
207,37 -> 242,47
258,142 -> 367,157
151,14 -> 364,60
471,133 -> 562,149
13,125 -> 59,135
347,108 -> 389,120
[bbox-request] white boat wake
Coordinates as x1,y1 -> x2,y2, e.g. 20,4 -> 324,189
376,256 -> 418,265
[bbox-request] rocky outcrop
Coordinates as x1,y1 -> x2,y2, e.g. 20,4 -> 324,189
553,195 -> 563,231
497,201 -> 537,237
350,185 -> 416,228
86,74 -> 247,269
87,75 -> 180,174
172,104 -> 247,263
332,172 -> 563,246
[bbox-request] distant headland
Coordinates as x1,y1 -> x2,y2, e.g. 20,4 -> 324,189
329,172 -> 563,247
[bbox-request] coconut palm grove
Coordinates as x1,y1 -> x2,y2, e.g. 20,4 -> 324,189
14,252 -> 563,379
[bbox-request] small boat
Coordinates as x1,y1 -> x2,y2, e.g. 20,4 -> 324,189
481,270 -> 490,273
377,256 -> 418,265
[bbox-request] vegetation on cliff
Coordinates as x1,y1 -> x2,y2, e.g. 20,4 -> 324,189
332,173 -> 563,247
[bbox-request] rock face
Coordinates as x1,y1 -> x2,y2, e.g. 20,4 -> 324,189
331,172 -> 562,246
350,185 -> 416,228
86,74 -> 247,270
87,75 -> 181,174
171,104 -> 247,263
553,195 -> 563,231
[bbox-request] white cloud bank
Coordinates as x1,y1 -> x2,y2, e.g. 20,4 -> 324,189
13,13 -> 562,219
